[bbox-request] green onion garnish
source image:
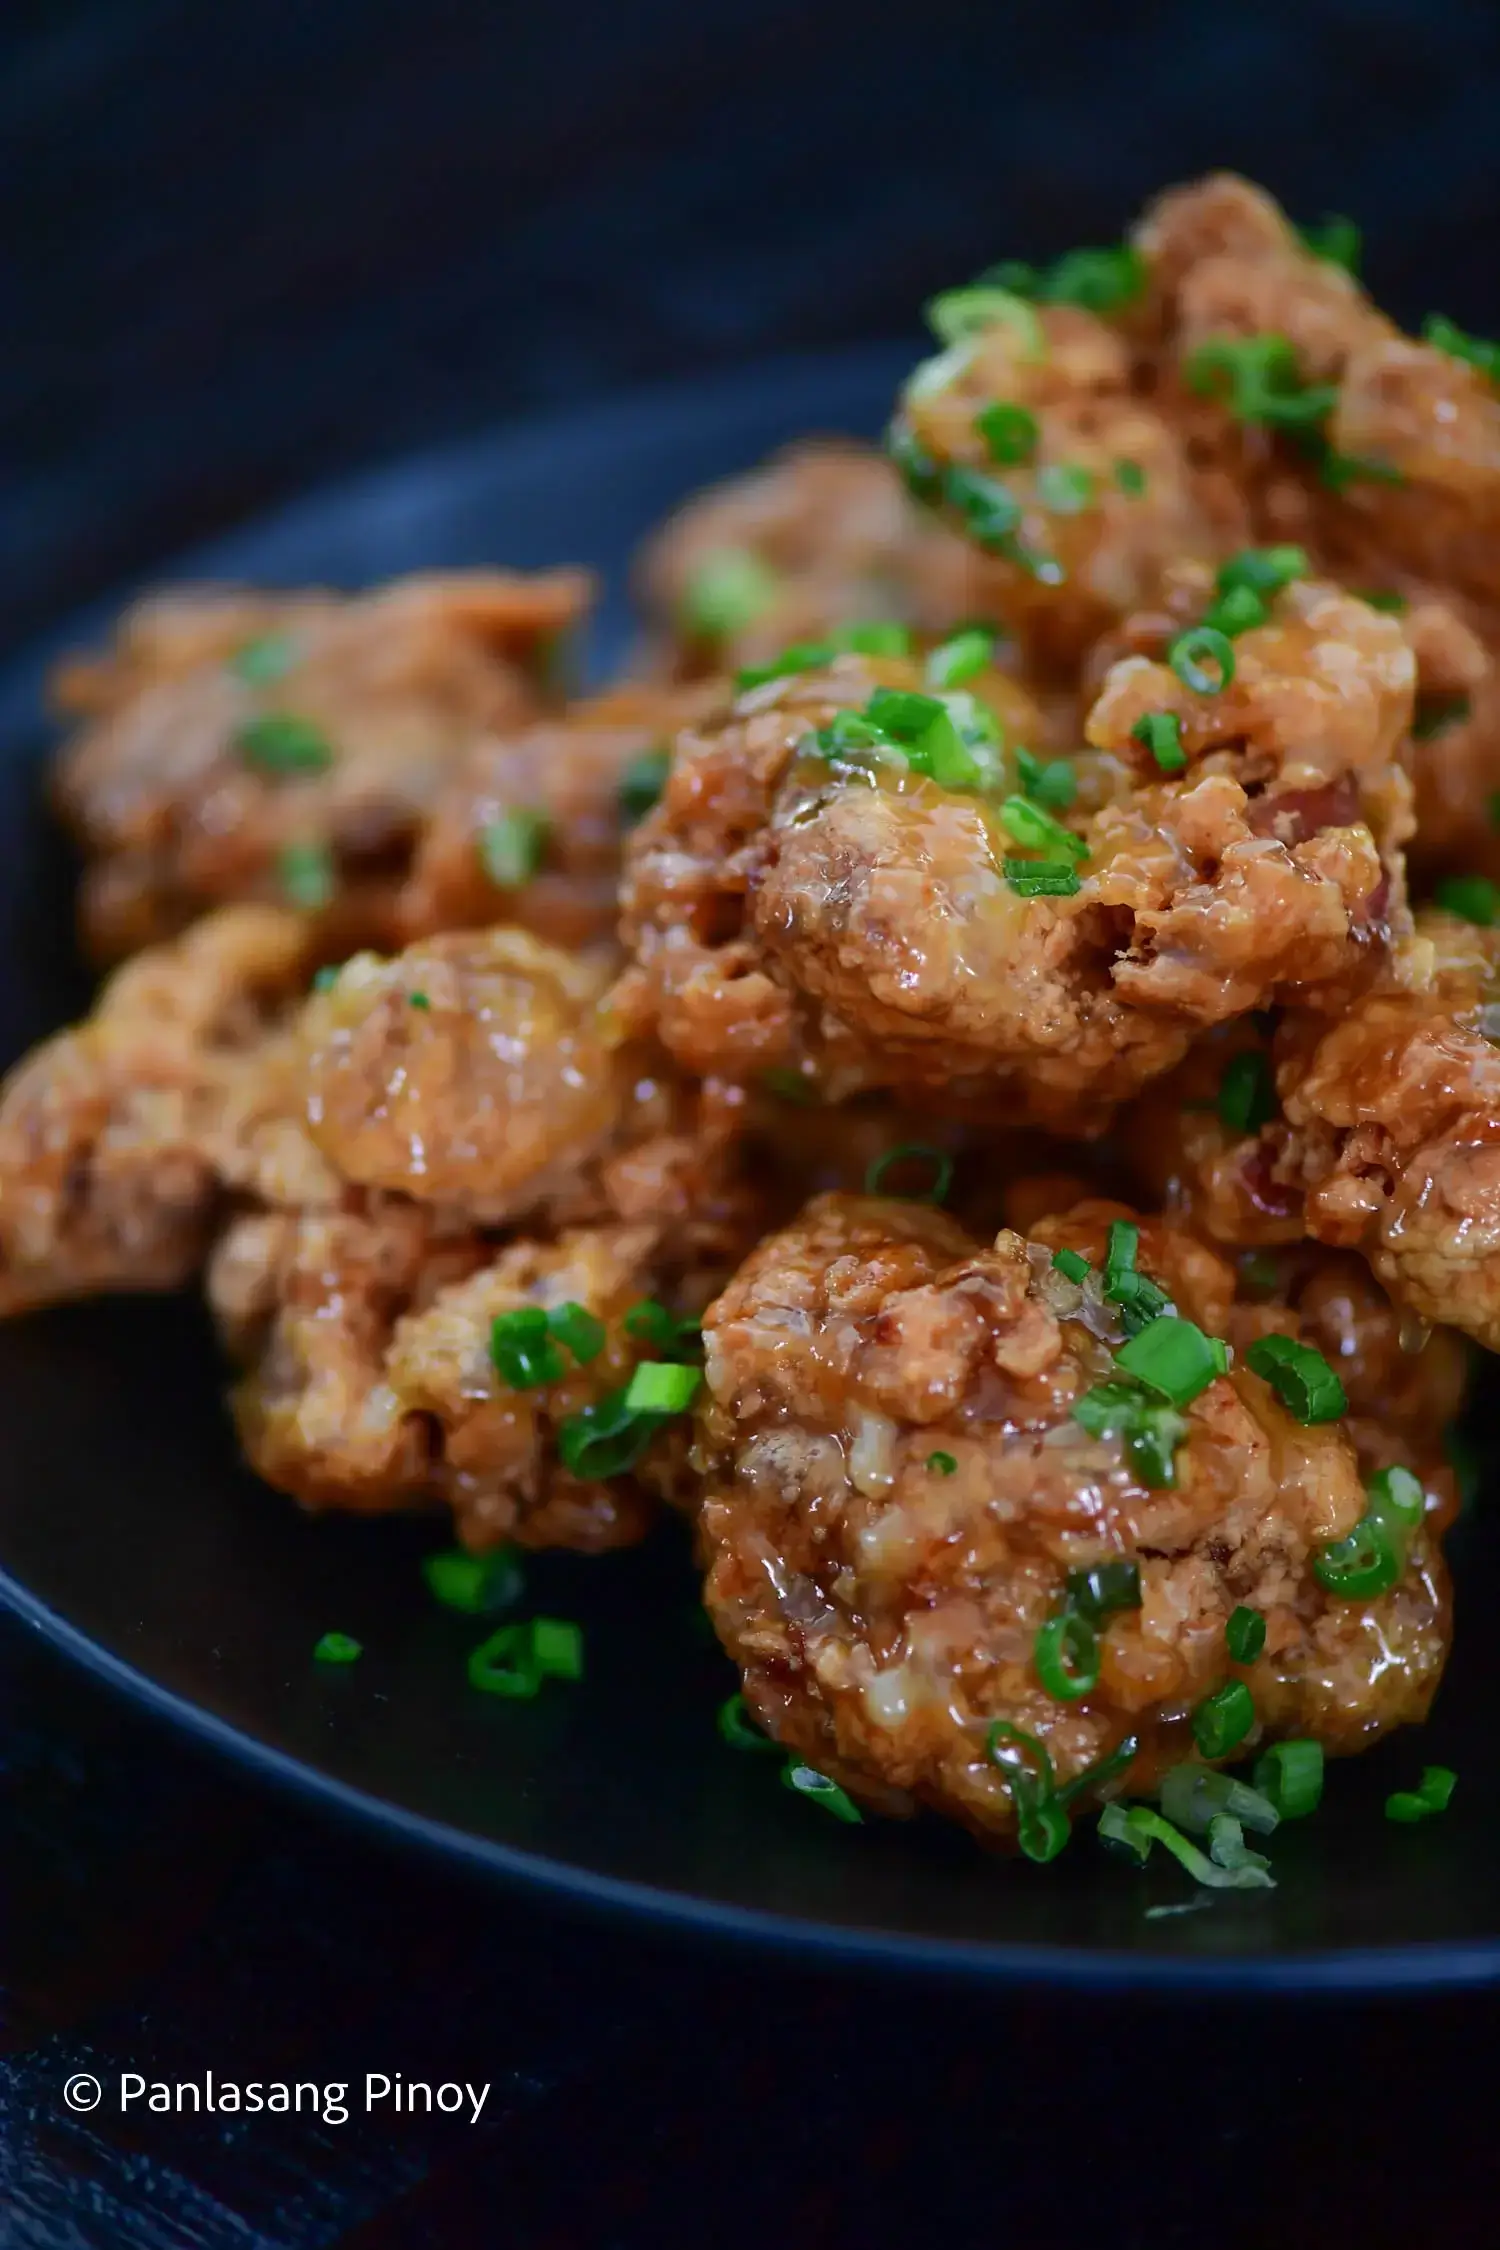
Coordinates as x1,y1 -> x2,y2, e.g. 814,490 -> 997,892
313,1630 -> 362,1664
479,808 -> 549,888
988,244 -> 1144,313
999,794 -> 1086,863
1203,582 -> 1268,638
885,419 -> 943,502
925,286 -> 1044,354
466,1616 -> 583,1698
1169,626 -> 1236,695
1192,1680 -> 1256,1760
1051,1246 -> 1091,1284
235,714 -> 333,775
1072,1381 -> 1187,1488
1004,858 -> 1081,898
1314,1511 -> 1400,1600
1253,1739 -> 1324,1820
1413,694 -> 1473,742
1159,1763 -> 1279,1836
942,462 -> 1024,554
782,1761 -> 863,1822
1225,1606 -> 1267,1664
1036,461 -> 1095,515
1217,1049 -> 1276,1134
408,991 -> 431,1010
231,633 -> 299,686
1298,214 -> 1361,273
312,964 -> 340,994
1385,1765 -> 1457,1824
1114,459 -> 1146,496
1363,589 -> 1408,613
985,1721 -> 1070,1861
557,1387 -> 658,1479
1115,1317 -> 1227,1407
1245,1334 -> 1346,1423
1368,1463 -> 1425,1530
623,1360 -> 702,1415
1216,545 -> 1308,599
1033,1611 -> 1101,1702
623,1298 -> 700,1357
278,842 -> 335,911
1064,1560 -> 1142,1625
925,627 -> 994,689
975,401 -> 1038,466
681,548 -> 779,640
421,1546 -> 523,1615
547,1301 -> 607,1366
1186,334 -> 1337,430
1054,1732 -> 1141,1809
491,1307 -> 567,1390
717,1692 -> 779,1752
1015,747 -> 1077,810
927,1450 -> 958,1476
618,746 -> 672,824
1132,711 -> 1186,773
1098,1802 -> 1274,1889
1422,312 -> 1500,387
1434,873 -> 1500,926
863,1144 -> 954,1204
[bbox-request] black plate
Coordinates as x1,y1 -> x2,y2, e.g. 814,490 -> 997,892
0,347 -> 1493,1992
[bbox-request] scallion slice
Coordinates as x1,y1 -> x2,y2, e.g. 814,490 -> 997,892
479,808 -> 549,888
1115,1317 -> 1226,1407
1131,710 -> 1186,773
1245,1334 -> 1346,1423
863,1144 -> 954,1204
1033,1611 -> 1101,1702
1169,625 -> 1236,695
782,1761 -> 863,1822
1252,1739 -> 1324,1820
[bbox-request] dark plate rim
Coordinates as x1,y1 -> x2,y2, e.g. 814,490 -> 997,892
6,351 -> 1499,1996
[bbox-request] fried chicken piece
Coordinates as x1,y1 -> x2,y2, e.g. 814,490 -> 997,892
617,588 -> 1411,1125
696,1193 -> 1450,1837
0,906 -> 335,1315
1137,173 -> 1500,605
50,570 -> 592,962
397,683 -> 715,950
633,442 -> 992,680
889,303 -> 1241,672
1129,913 -> 1500,1351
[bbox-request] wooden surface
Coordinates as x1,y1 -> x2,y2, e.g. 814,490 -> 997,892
5,3 -> 1500,2240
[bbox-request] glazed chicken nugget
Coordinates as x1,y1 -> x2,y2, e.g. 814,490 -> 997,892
696,1193 -> 1449,1839
888,301 -> 1240,672
50,569 -> 592,962
0,905 -> 333,1315
398,683 -> 714,950
213,1205 -> 726,1553
633,441 -> 993,680
618,584 -> 1410,1124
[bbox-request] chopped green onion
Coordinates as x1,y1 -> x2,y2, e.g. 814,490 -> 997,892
989,244 -> 1145,314
975,401 -> 1038,466
479,808 -> 549,888
1097,1801 -> 1153,1864
1314,1512 -> 1400,1600
1422,312 -> 1500,387
313,1630 -> 362,1664
421,1546 -> 522,1615
1054,1733 -> 1140,1809
235,713 -> 333,775
1036,461 -> 1095,515
1245,1334 -> 1346,1423
1318,446 -> 1404,493
1363,589 -> 1408,613
618,746 -> 671,824
1103,1803 -> 1275,1890
1186,334 -> 1337,431
1225,1606 -> 1267,1664
1064,1560 -> 1142,1625
886,419 -> 943,502
622,1298 -> 701,1359
1386,1766 -> 1457,1823
943,462 -> 1023,553
1160,1763 -> 1279,1836
1132,711 -> 1186,773
1217,1049 -> 1276,1134
1169,625 -> 1236,696
546,1301 -> 607,1366
1072,1381 -> 1187,1488
466,1616 -> 583,1698
927,1450 -> 958,1476
1204,582 -> 1268,638
999,794 -> 1086,863
1413,694 -> 1473,742
985,1717 -> 1055,1793
1015,747 -> 1077,810
718,1692 -> 779,1752
1369,1462 -> 1425,1532
1298,214 -> 1361,274
782,1761 -> 863,1822
491,1307 -> 567,1390
863,1143 -> 954,1204
985,1720 -> 1069,1857
408,991 -> 431,1010
556,1387 -> 657,1479
1051,1246 -> 1091,1284
1434,872 -> 1499,926
1004,858 -> 1081,898
230,632 -> 299,686
312,964 -> 340,994
1217,545 -> 1308,599
1033,1611 -> 1101,1702
1114,459 -> 1146,496
1207,1813 -> 1270,1878
1192,1680 -> 1256,1760
925,627 -> 995,689
865,684 -> 982,788
925,287 -> 1044,355
278,842 -> 335,911
1115,1317 -> 1226,1406
623,1360 -> 701,1415
1253,1739 -> 1324,1820
681,548 -> 779,640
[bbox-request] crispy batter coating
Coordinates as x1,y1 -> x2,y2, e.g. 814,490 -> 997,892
892,304 -> 1241,671
617,597 -> 1409,1123
0,906 -> 334,1314
696,1193 -> 1450,1835
398,683 -> 714,950
50,571 -> 591,961
633,442 -> 991,679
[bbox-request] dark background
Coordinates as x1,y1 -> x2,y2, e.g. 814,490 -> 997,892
4,2 -> 1500,2242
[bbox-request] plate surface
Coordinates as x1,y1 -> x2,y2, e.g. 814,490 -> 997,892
0,346 -> 1493,1991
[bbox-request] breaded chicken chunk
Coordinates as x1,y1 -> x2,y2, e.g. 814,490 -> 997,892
50,570 -> 591,961
695,1193 -> 1450,1838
